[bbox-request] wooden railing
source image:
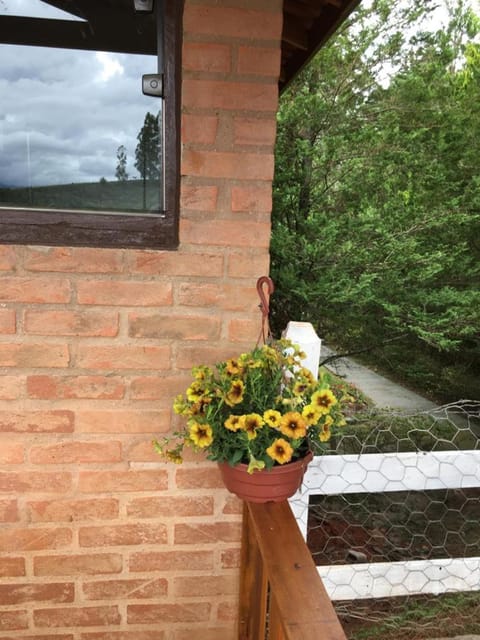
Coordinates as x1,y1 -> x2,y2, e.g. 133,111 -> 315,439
238,500 -> 347,640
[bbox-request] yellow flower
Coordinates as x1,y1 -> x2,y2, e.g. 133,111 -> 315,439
189,422 -> 213,448
166,451 -> 183,464
247,453 -> 266,474
311,389 -> 337,415
225,379 -> 245,406
186,381 -> 205,403
302,403 -> 322,426
243,413 -> 263,440
225,358 -> 244,376
293,381 -> 309,396
279,411 -> 307,439
319,415 -> 333,442
266,438 -> 293,464
173,394 -> 187,415
263,409 -> 282,428
224,414 -> 244,432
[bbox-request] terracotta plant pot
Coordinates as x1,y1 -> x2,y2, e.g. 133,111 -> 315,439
218,451 -> 313,503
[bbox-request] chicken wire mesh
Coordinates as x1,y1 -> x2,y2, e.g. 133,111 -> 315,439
290,400 -> 480,640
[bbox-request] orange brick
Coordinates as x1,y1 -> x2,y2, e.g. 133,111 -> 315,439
0,499 -> 18,522
226,251 -> 270,278
34,606 -> 121,628
76,410 -> 170,434
129,550 -> 213,573
0,375 -> 24,400
127,251 -> 224,277
175,466 -> 224,490
174,522 -> 241,544
0,277 -> 71,303
234,116 -> 277,146
0,527 -> 71,551
0,441 -> 24,464
129,313 -> 220,341
174,629 -> 235,640
180,184 -> 218,210
0,582 -> 74,605
130,374 -> 190,401
127,603 -> 210,624
182,115 -> 219,146
79,523 -> 167,547
125,439 -> 167,462
175,345 -> 238,370
0,343 -> 69,368
173,574 -> 238,597
82,577 -> 168,601
126,495 -> 214,519
27,375 -> 125,400
0,557 -> 25,577
24,247 -> 124,273
79,470 -> 168,493
238,46 -> 281,76
28,498 -> 119,523
221,548 -> 241,569
29,441 -> 122,465
218,600 -> 237,621
0,471 -> 71,493
183,42 -> 231,73
176,283 -> 258,312
182,149 -> 274,180
24,310 -> 118,337
79,632 -> 164,640
0,245 -> 17,270
0,410 -> 74,433
231,184 -> 273,212
184,6 -> 282,40
76,345 -> 171,371
227,317 -> 260,342
77,280 -> 173,306
183,79 -> 278,113
0,609 -> 28,630
223,495 -> 243,515
181,219 -> 271,248
0,309 -> 15,334
0,635 -> 73,640
34,553 -> 122,577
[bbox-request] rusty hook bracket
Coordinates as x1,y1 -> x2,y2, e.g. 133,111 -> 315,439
256,276 -> 275,345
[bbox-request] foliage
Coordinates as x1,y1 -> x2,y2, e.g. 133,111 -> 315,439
270,0 -> 480,402
134,112 -> 160,181
115,145 -> 128,181
154,339 -> 350,473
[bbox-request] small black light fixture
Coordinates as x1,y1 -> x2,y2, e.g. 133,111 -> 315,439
133,0 -> 154,13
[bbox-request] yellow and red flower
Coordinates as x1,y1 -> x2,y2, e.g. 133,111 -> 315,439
266,438 -> 294,464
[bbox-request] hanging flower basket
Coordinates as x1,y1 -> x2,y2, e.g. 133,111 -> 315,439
218,451 -> 313,503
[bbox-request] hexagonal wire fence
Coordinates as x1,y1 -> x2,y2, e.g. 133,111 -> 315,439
290,400 -> 480,640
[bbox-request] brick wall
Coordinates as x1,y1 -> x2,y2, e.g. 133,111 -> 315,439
0,1 -> 282,638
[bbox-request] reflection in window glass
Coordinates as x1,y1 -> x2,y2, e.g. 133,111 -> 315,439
0,44 -> 163,214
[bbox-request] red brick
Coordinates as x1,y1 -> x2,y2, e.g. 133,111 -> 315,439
182,115 -> 218,146
130,374 -> 190,401
238,45 -> 281,76
125,439 -> 163,462
183,79 -> 278,113
24,247 -> 124,273
0,277 -> 71,303
221,548 -> 241,569
34,605 -> 121,628
129,550 -> 213,573
0,375 -> 24,400
34,554 -> 122,577
228,317 -> 260,343
181,219 -> 271,248
79,470 -> 168,493
175,466 -> 224,490
82,577 -> 167,600
76,345 -> 170,371
0,471 -> 71,493
0,557 -> 25,577
231,184 -> 272,212
183,42 -> 231,73
234,116 -> 277,146
127,250 -> 223,277
175,345 -> 238,370
0,499 -> 18,522
184,6 -> 282,40
0,410 -> 73,433
0,441 -> 24,464
174,522 -> 241,545
76,410 -> 170,434
174,574 -> 238,598
0,246 -> 17,271
77,280 -> 173,306
218,600 -> 237,621
0,309 -> 15,334
223,495 -> 243,515
80,633 -> 163,640
182,149 -> 274,180
0,526 -> 72,551
177,283 -> 258,312
0,343 -> 69,368
129,313 -> 220,341
0,609 -> 28,631
0,582 -> 74,605
29,441 -> 122,465
79,523 -> 167,547
174,629 -> 235,640
27,375 -> 125,400
28,498 -> 119,523
180,184 -> 218,210
126,495 -> 214,518
0,636 -> 73,640
24,310 -> 118,337
227,251 -> 270,278
127,603 -> 210,624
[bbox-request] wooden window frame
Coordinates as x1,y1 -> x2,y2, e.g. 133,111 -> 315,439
0,0 -> 182,250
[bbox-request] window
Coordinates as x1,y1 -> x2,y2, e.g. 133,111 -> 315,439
0,0 -> 181,249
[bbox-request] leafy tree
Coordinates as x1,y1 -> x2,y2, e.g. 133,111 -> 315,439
115,145 -> 128,181
135,112 -> 160,209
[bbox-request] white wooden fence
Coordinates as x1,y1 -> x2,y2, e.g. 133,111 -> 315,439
290,450 -> 480,600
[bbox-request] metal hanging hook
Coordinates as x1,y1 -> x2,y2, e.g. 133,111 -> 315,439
256,276 -> 275,345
